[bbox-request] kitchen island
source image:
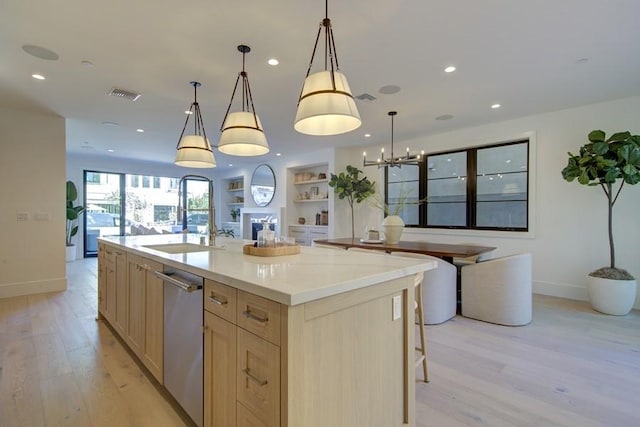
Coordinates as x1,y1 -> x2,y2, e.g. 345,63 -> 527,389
98,234 -> 435,427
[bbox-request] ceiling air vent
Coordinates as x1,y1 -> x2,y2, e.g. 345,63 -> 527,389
108,87 -> 141,101
355,93 -> 376,101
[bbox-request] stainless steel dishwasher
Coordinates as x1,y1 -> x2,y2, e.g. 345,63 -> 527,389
154,267 -> 204,427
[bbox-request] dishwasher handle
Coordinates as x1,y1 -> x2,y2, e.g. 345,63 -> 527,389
154,271 -> 202,293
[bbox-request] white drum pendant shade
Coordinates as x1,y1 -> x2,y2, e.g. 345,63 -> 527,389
174,135 -> 216,168
294,70 -> 361,136
218,111 -> 269,156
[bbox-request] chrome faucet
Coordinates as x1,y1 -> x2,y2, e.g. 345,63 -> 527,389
177,174 -> 217,246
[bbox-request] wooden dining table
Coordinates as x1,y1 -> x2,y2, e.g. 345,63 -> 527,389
312,238 -> 495,264
313,238 -> 496,313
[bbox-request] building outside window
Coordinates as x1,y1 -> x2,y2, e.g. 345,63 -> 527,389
385,139 -> 529,231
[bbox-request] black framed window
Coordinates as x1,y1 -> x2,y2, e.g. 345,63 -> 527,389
385,165 -> 421,226
385,139 -> 529,231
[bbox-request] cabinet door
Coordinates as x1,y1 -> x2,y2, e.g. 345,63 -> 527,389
288,227 -> 308,246
237,402 -> 268,427
143,258 -> 163,383
126,254 -> 145,357
98,258 -> 107,316
105,259 -> 116,323
237,329 -> 280,427
204,311 -> 237,427
113,250 -> 128,338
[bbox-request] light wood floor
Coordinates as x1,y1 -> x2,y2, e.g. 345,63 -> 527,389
1,259 -> 638,427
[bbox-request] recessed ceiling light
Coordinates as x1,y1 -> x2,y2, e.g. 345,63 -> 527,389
276,153 -> 282,156
22,45 -> 59,60
444,66 -> 456,73
107,149 -> 115,153
491,103 -> 501,109
505,159 -> 511,163
136,128 -> 144,133
267,58 -> 279,66
364,133 -> 371,138
228,164 -> 233,167
378,85 -> 401,94
447,158 -> 452,162
32,74 -> 45,80
81,60 -> 94,67
576,58 -> 589,64
435,114 -> 454,121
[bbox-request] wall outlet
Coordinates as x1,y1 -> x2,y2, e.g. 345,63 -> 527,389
17,212 -> 28,221
392,295 -> 402,321
34,212 -> 49,221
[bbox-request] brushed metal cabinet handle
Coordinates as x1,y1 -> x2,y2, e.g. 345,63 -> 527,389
243,368 -> 268,386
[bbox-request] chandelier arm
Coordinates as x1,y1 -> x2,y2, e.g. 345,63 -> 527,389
221,73 -> 242,131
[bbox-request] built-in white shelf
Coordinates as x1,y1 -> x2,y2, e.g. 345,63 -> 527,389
293,179 -> 328,185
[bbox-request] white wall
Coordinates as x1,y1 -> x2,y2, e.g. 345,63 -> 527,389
350,96 -> 640,309
0,106 -> 66,297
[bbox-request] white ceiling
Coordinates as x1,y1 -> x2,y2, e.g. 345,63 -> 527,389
2,0 -> 639,168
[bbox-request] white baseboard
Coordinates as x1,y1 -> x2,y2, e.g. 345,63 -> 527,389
0,277 -> 67,298
533,280 -> 640,310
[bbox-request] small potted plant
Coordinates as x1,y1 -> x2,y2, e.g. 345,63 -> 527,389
230,208 -> 241,222
328,165 -> 375,239
66,180 -> 85,262
561,130 -> 640,315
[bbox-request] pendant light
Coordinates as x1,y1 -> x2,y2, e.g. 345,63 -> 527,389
294,0 -> 361,136
363,111 -> 423,168
175,81 -> 216,168
218,45 -> 269,156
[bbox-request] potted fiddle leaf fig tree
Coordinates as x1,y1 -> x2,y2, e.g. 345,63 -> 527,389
328,165 -> 375,239
66,180 -> 85,262
561,130 -> 640,315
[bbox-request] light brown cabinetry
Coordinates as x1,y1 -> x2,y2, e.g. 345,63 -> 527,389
204,280 -> 281,427
99,243 -> 125,324
125,253 -> 164,383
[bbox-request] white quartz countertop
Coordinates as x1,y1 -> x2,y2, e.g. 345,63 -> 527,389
98,235 -> 436,306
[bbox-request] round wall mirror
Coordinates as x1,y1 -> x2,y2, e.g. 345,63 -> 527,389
250,164 -> 276,207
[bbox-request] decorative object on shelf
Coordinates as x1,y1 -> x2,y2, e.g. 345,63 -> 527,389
219,45 -> 269,156
175,81 -> 216,168
294,0 -> 360,136
321,210 -> 328,225
230,208 -> 241,222
562,129 -> 640,315
318,172 -> 327,180
66,180 -> 85,262
298,217 -> 306,224
250,164 -> 276,207
329,165 -> 373,238
217,227 -> 235,238
381,215 -> 404,245
363,111 -> 424,168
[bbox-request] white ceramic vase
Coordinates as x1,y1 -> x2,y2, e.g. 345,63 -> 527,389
382,215 -> 404,244
66,245 -> 77,262
587,275 -> 636,315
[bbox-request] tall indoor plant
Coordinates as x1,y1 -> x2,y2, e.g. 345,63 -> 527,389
561,130 -> 640,314
328,165 -> 375,239
66,180 -> 85,261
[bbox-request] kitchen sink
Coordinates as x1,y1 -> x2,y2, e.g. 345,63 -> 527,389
142,243 -> 224,254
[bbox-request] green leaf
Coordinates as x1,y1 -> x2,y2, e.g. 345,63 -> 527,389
587,130 -> 606,143
606,131 -> 631,142
67,207 -> 78,221
70,225 -> 78,238
591,141 -> 609,155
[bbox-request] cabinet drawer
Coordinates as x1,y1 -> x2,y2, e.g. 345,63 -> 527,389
237,291 -> 281,346
237,329 -> 280,427
205,280 -> 237,324
237,402 -> 268,427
